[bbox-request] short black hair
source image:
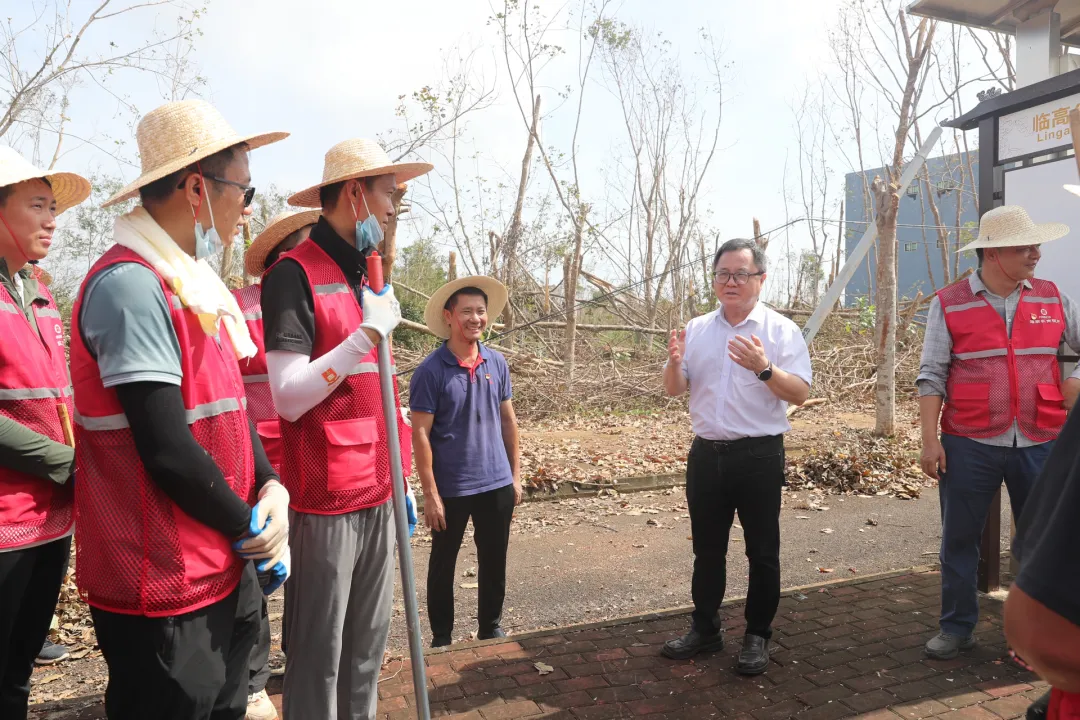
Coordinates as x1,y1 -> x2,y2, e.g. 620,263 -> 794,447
0,177 -> 52,207
713,237 -> 767,272
445,286 -> 488,311
139,143 -> 249,205
976,248 -> 984,267
320,176 -> 378,210
265,225 -> 313,269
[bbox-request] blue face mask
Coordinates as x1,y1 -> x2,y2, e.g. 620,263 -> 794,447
354,190 -> 383,255
191,174 -> 223,261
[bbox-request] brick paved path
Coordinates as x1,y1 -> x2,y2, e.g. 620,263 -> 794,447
28,567 -> 1047,719
360,568 -> 1044,720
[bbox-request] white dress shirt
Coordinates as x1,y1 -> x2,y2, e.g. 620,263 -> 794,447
674,302 -> 813,441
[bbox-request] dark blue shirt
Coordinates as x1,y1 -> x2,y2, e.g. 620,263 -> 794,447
409,342 -> 513,498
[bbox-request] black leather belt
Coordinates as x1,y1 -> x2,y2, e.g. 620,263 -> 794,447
695,434 -> 781,453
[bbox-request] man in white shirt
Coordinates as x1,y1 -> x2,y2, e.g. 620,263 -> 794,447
662,238 -> 812,675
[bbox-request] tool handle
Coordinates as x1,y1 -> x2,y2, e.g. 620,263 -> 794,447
367,252 -> 385,293
57,403 -> 75,447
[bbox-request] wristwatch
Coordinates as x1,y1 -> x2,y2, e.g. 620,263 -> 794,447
756,362 -> 773,382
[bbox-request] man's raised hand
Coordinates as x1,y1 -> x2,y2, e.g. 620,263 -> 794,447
668,329 -> 686,364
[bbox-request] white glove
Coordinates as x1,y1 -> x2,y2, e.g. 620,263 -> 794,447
360,284 -> 402,338
237,480 -> 290,568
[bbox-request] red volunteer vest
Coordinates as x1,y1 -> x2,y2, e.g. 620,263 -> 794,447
70,246 -> 255,617
233,284 -> 282,472
0,278 -> 74,550
938,277 -> 1066,442
269,239 -> 411,515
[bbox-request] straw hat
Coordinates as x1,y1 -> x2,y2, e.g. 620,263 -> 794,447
958,205 -> 1069,253
424,276 -> 508,340
244,209 -> 321,277
103,100 -> 289,208
0,146 -> 90,214
288,138 -> 432,208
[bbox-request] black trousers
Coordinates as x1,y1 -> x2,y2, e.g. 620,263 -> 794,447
248,593 -> 270,695
427,483 -> 515,639
91,562 -> 261,720
686,434 -> 784,640
0,536 -> 70,720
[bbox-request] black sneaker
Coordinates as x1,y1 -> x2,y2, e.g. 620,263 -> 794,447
478,627 -> 507,641
35,640 -> 70,666
431,635 -> 452,649
661,629 -> 724,660
736,634 -> 770,675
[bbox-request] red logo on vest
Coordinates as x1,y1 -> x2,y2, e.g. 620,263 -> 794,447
1030,307 -> 1061,325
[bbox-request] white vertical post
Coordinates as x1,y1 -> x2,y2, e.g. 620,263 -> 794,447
1016,10 -> 1061,88
801,126 -> 943,344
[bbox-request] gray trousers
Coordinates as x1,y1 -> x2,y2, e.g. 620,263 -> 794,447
282,501 -> 395,720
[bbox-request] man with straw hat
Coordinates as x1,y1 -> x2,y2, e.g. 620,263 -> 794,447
260,138 -> 429,719
68,99 -> 292,719
0,146 -> 89,719
232,208 -> 318,720
409,276 -> 521,648
918,204 -> 1080,662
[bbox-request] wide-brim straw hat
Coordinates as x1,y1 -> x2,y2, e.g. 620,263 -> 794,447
103,100 -> 289,208
244,209 -> 321,277
0,146 -> 90,214
424,276 -> 508,340
288,138 -> 433,208
958,204 -> 1069,253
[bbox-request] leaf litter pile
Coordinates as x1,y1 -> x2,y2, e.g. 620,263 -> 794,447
786,426 -> 928,499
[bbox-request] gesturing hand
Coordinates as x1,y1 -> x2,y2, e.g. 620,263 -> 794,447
668,329 -> 686,364
728,334 -> 769,374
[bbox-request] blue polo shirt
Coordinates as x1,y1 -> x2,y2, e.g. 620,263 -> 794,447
409,342 -> 513,498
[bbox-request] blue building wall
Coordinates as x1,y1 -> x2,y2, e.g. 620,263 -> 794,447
844,153 -> 979,306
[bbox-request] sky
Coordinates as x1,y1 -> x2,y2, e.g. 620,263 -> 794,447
5,0 -> 997,300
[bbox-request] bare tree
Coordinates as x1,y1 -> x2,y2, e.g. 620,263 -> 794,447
595,21 -> 724,329
1,1 -> 207,168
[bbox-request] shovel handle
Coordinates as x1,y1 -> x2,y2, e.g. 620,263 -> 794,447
367,252 -> 385,293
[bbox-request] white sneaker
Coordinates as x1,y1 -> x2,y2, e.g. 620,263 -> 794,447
246,690 -> 278,720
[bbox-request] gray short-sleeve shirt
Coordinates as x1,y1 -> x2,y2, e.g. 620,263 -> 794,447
79,262 -> 183,388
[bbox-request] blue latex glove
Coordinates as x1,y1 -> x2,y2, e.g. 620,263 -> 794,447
405,486 -> 417,537
256,547 -> 291,596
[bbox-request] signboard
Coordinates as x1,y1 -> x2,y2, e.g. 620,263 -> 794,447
1004,158 -> 1080,354
998,92 -> 1080,161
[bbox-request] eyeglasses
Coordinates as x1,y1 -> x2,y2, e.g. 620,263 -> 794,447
205,175 -> 256,207
713,270 -> 764,285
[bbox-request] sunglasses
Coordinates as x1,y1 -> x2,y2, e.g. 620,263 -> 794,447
205,175 -> 256,207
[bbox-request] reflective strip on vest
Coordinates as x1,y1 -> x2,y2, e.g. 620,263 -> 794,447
35,308 -> 61,319
953,348 -> 1007,360
76,397 -> 242,431
314,283 -> 349,296
0,386 -> 71,400
0,301 -> 18,314
1022,296 -> 1060,304
243,311 -> 262,321
171,296 -> 183,310
243,374 -> 269,383
944,300 -> 986,314
1014,346 -> 1060,356
348,362 -> 388,377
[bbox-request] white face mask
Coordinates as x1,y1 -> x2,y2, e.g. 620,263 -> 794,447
191,171 -> 223,260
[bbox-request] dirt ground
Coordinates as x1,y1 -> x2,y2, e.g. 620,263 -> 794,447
31,399 -> 999,706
